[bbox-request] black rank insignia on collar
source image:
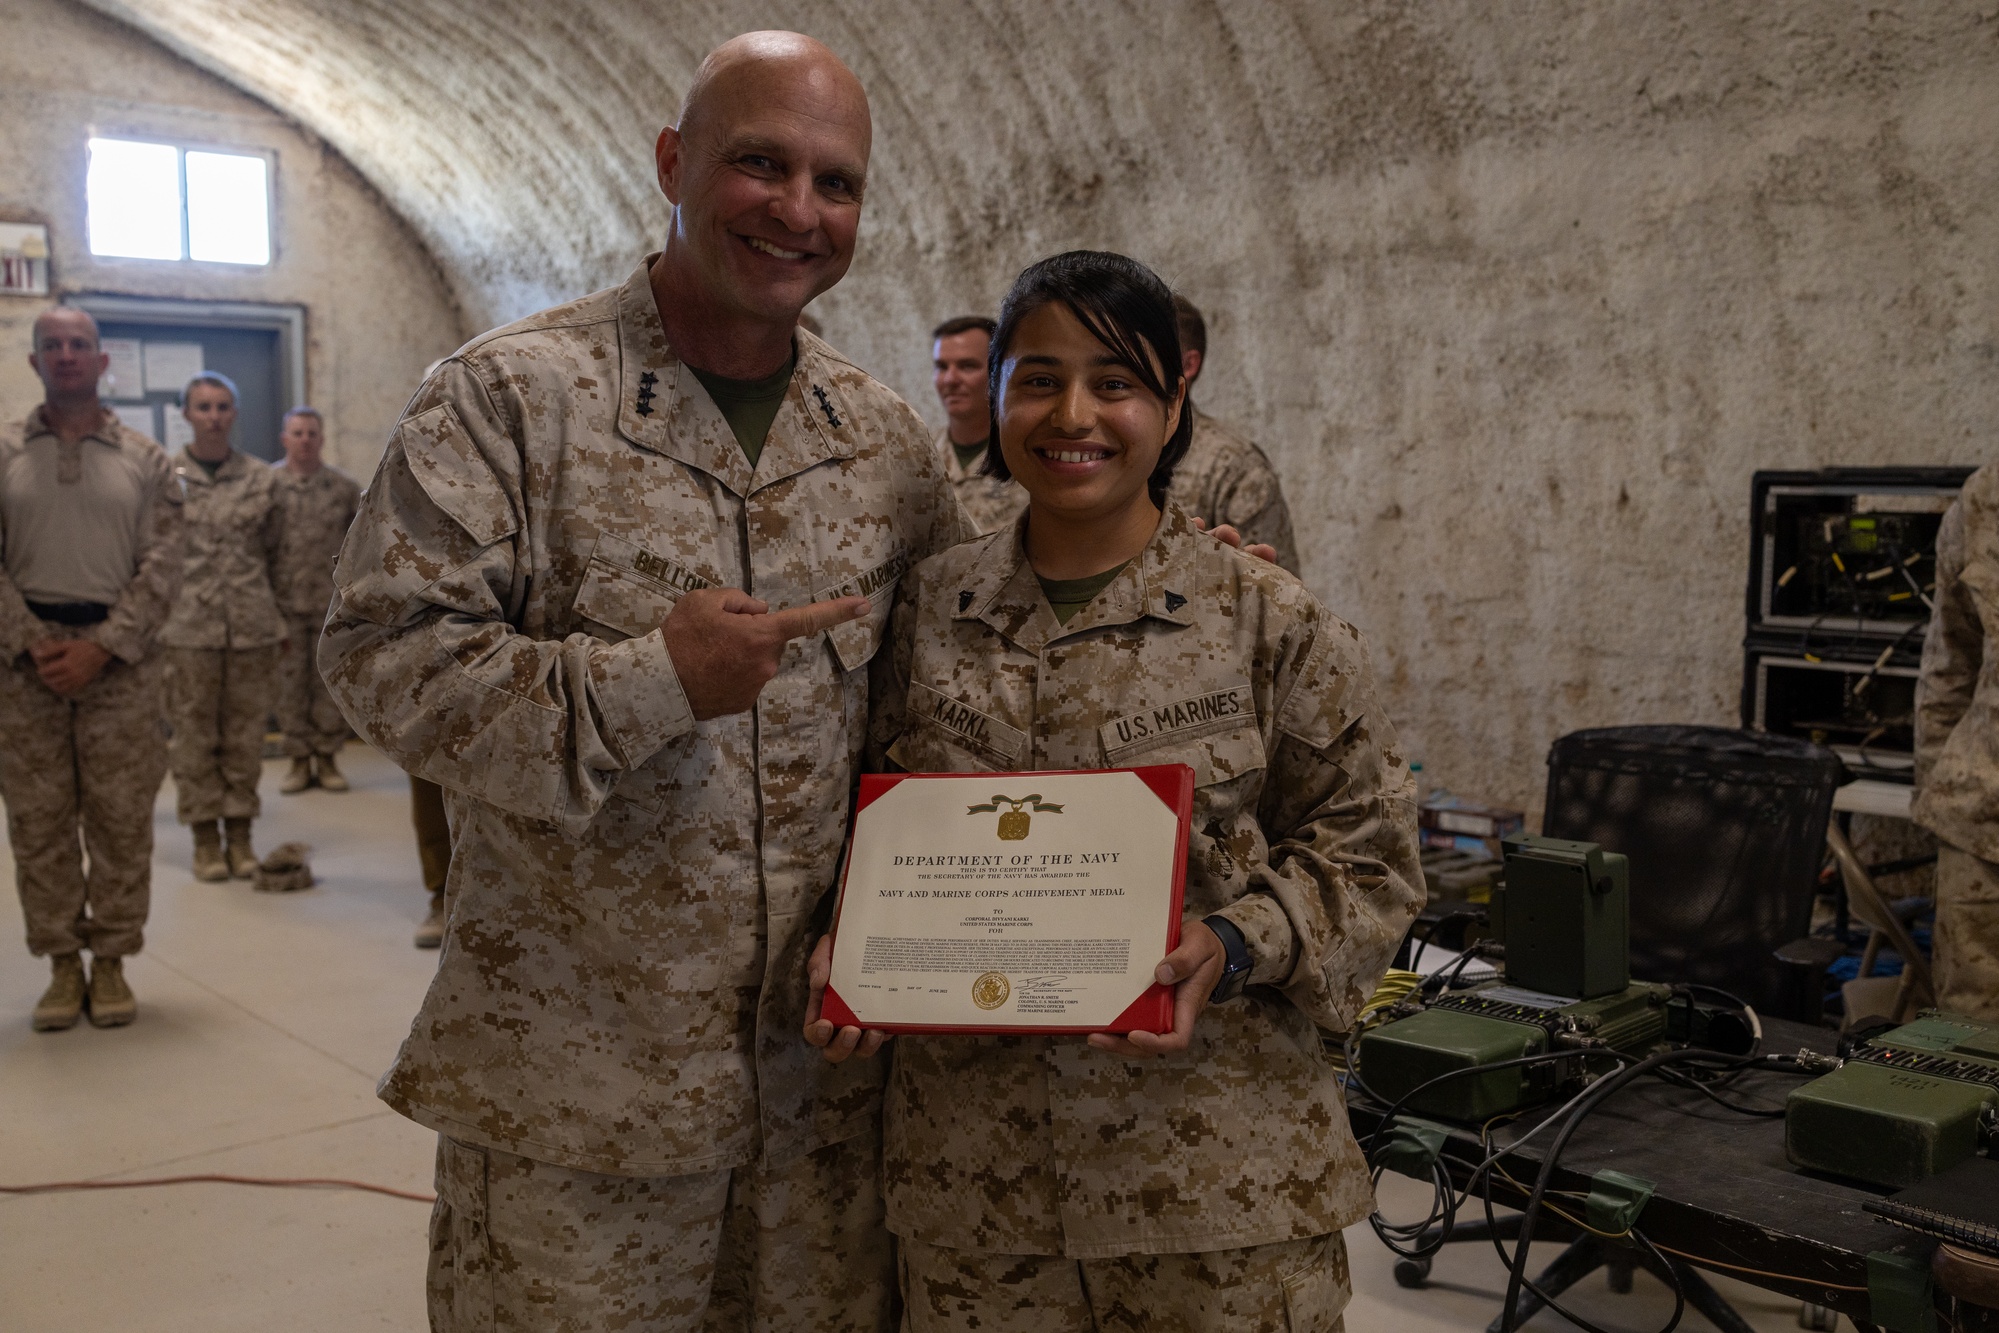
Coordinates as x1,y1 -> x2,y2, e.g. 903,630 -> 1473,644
959,589 -> 975,612
1164,591 -> 1187,613
811,384 -> 842,428
635,369 -> 659,417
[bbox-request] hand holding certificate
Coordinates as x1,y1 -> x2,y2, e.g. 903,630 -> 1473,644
816,766 -> 1194,1035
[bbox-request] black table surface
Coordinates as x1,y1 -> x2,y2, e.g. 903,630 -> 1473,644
1345,1015 -> 1932,1320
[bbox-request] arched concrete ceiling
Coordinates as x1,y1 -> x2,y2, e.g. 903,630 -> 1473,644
77,0 -> 1999,808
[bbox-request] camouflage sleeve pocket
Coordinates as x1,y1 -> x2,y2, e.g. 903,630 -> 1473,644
398,402 -> 519,547
572,532 -> 710,641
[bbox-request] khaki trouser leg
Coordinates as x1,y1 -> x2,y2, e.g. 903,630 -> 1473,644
1934,844 -> 1999,1024
278,612 -> 346,758
0,654 -> 166,958
167,645 -> 280,823
411,776 -> 453,898
900,1231 -> 1350,1333
426,1129 -> 894,1333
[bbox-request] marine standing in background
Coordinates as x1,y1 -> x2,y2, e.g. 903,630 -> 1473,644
1,309 -> 183,1031
1913,459 -> 1999,1023
931,315 -> 1026,534
1168,294 -> 1300,572
161,373 -> 287,882
270,406 -> 360,794
320,32 -> 969,1330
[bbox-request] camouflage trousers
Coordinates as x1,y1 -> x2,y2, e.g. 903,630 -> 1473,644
411,775 -> 452,898
277,612 -> 347,758
899,1232 -> 1349,1333
1935,844 -> 1999,1024
164,645 -> 280,824
0,651 -> 168,958
427,1128 -> 894,1333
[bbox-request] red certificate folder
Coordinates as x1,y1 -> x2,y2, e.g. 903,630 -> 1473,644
821,765 -> 1193,1035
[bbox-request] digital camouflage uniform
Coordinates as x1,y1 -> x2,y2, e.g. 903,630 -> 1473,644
320,256 -> 970,1332
1913,461 -> 1999,1023
1167,409 -> 1300,572
0,406 -> 182,959
161,448 -> 287,824
867,503 -> 1422,1331
272,463 -> 360,759
935,427 -> 1026,536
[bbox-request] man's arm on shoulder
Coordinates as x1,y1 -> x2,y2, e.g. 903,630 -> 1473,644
319,358 -> 696,832
1216,443 -> 1300,573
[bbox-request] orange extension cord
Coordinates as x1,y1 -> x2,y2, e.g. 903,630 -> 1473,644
0,1174 -> 435,1204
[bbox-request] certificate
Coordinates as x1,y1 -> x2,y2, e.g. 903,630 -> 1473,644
821,765 -> 1193,1034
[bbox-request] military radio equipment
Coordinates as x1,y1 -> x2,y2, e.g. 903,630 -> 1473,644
1785,1011 -> 1999,1188
1490,835 -> 1629,999
1357,835 -> 1698,1120
1358,980 -> 1674,1120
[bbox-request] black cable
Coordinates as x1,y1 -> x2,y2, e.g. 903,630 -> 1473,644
1648,1064 -> 1787,1117
1409,907 -> 1487,977
1421,941 -> 1499,997
1499,1051 -> 1808,1333
1475,1145 -> 1683,1333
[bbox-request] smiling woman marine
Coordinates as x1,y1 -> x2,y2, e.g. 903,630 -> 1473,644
806,250 -> 1424,1332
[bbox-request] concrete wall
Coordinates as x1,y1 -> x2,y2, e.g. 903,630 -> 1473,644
73,0 -> 1999,813
0,0 -> 463,475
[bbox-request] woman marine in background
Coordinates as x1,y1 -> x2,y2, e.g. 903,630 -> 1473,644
808,251 -> 1423,1332
159,373 -> 287,881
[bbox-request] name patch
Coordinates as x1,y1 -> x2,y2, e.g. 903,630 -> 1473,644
1101,678 -> 1257,763
814,547 -> 911,605
909,681 -> 1026,765
631,546 -> 712,595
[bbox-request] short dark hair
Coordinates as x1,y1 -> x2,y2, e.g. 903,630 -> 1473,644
1171,293 -> 1206,360
984,251 -> 1192,508
283,405 -> 323,426
931,315 -> 996,342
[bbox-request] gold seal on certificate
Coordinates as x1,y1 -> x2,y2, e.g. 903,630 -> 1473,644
821,766 -> 1194,1034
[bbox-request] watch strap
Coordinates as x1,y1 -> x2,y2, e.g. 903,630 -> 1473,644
1203,913 -> 1254,1003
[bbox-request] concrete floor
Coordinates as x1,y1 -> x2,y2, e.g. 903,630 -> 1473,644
1,745 -> 1809,1332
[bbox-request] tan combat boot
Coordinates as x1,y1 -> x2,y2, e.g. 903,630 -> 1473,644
87,956 -> 137,1027
32,953 -> 86,1032
414,891 -> 446,949
280,756 -> 314,794
192,821 -> 230,882
224,817 -> 258,880
315,752 -> 349,792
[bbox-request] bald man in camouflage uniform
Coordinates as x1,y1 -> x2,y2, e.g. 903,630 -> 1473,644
1914,460 -> 1999,1023
270,407 -> 360,794
321,31 -> 970,1333
1169,295 -> 1300,572
855,502 -> 1420,1331
3,309 -> 183,1031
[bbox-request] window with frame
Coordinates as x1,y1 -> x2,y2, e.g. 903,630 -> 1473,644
86,137 -> 272,267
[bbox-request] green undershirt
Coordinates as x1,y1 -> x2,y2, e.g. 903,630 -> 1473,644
952,437 -> 989,472
690,354 -> 795,468
1038,561 -> 1130,625
191,453 -> 224,478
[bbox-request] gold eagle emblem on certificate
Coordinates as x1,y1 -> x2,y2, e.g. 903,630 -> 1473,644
971,972 -> 1011,1010
965,793 -> 1065,840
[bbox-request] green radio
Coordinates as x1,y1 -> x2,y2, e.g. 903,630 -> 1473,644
1354,835 -> 1727,1119
1785,1011 -> 1999,1188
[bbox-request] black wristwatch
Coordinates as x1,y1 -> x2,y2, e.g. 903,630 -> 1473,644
1204,914 -> 1254,1004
